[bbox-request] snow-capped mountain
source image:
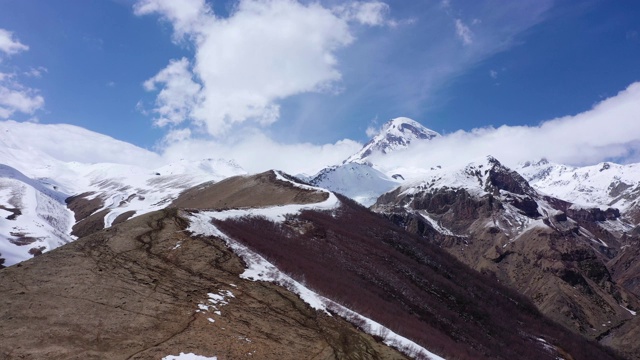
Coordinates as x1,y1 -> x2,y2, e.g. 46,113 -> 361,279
307,162 -> 399,206
517,159 -> 640,222
372,156 -> 640,347
0,121 -> 246,266
345,117 -> 440,164
67,158 -> 245,235
309,117 -> 439,206
374,156 -> 567,238
0,164 -> 74,266
2,119 -> 640,358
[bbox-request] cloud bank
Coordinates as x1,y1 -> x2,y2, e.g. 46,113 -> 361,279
2,81 -> 638,178
372,81 -> 640,172
136,0 -> 389,137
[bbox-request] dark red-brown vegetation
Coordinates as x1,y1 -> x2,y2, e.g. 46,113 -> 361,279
214,195 -> 623,360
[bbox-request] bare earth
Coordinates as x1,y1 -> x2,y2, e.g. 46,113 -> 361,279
0,208 -> 406,360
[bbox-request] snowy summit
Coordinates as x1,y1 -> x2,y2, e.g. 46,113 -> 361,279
345,117 -> 440,164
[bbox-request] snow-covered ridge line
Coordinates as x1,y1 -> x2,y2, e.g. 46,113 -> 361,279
272,170 -> 327,193
187,211 -> 445,360
202,172 -> 341,222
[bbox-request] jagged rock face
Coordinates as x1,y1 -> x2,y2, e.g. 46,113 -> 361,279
373,158 -> 640,359
567,207 -> 621,222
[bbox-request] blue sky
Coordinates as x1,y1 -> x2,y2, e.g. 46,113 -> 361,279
1,0 -> 640,173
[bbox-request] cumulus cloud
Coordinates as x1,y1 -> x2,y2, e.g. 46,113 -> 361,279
0,29 -> 28,56
454,18 -> 473,45
372,82 -> 640,172
136,0 -> 390,137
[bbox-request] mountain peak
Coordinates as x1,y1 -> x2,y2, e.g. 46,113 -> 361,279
345,117 -> 440,164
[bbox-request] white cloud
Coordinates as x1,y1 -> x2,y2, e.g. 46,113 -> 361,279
373,82 -> 640,171
0,120 -> 162,168
161,131 -> 362,175
489,69 -> 498,79
0,29 -> 28,56
334,1 -> 391,26
0,31 -> 45,119
366,125 -> 379,138
136,0 -> 390,137
454,18 -> 473,45
23,66 -> 47,78
0,83 -> 44,119
143,57 -> 202,127
133,0 -> 212,41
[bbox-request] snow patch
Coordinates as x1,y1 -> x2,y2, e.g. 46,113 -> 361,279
622,305 -> 637,316
162,353 -> 217,360
202,189 -> 340,223
419,212 -> 460,237
197,289 -> 234,317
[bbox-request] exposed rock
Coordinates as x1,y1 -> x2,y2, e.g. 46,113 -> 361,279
372,160 -> 640,359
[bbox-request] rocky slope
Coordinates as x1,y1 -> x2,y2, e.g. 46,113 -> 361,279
372,156 -> 640,359
0,208 -> 408,360
177,171 -> 621,360
0,171 -> 622,360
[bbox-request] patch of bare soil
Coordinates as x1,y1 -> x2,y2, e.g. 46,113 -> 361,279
65,192 -> 103,222
7,232 -> 39,246
66,191 -> 110,238
172,170 -> 328,210
112,210 -> 136,226
0,208 -> 406,360
71,208 -> 109,238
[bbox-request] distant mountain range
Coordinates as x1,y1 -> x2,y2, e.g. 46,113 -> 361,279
1,118 -> 639,359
